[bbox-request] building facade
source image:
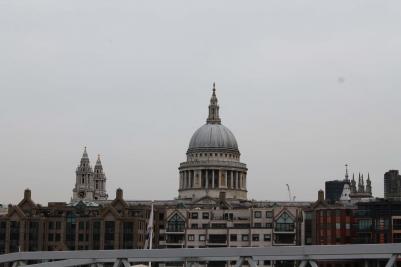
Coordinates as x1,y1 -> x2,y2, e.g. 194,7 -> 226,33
0,189 -> 164,255
353,199 -> 401,244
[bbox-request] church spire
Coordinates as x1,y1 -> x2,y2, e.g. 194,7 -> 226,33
206,83 -> 221,125
344,164 -> 349,181
95,154 -> 102,165
82,146 -> 88,159
80,146 -> 90,166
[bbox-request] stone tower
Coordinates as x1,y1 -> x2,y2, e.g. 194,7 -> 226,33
72,147 -> 108,202
93,154 -> 108,200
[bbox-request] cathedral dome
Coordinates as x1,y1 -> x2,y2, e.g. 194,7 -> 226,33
186,83 -> 239,154
188,123 -> 238,152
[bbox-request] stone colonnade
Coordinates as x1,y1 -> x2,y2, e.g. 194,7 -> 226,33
179,169 -> 246,190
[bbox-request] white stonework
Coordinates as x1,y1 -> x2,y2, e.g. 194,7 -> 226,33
178,84 -> 248,201
72,147 -> 108,202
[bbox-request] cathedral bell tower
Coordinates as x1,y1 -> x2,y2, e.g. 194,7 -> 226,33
93,154 -> 108,200
73,147 -> 94,201
72,147 -> 108,202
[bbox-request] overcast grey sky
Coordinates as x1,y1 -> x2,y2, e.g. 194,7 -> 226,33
1,1 -> 401,204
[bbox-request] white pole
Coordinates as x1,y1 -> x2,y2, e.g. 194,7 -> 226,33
148,202 -> 154,267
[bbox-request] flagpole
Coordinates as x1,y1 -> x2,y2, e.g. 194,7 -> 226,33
148,201 -> 154,267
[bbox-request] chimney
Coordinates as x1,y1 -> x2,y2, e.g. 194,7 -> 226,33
24,188 -> 31,200
219,191 -> 226,201
116,188 -> 123,199
318,189 -> 324,202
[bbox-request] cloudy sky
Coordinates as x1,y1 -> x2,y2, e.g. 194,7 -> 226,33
1,1 -> 401,205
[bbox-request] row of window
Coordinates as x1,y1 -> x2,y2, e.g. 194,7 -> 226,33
190,153 -> 239,159
318,210 -> 352,217
254,211 -> 273,218
48,221 -> 62,230
189,211 -> 273,221
189,212 -> 209,219
187,234 -> 272,242
319,223 -> 351,230
189,223 -> 273,229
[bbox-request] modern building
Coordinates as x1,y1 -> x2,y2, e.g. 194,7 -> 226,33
325,180 -> 347,204
353,199 -> 401,244
384,170 -> 401,200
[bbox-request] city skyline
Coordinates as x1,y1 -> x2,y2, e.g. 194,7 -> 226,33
2,1 -> 401,204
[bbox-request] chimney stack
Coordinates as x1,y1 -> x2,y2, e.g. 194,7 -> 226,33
318,189 -> 324,201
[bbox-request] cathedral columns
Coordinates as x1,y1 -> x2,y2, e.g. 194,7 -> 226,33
236,172 -> 239,189
212,170 -> 215,189
230,171 -> 234,189
205,169 -> 209,189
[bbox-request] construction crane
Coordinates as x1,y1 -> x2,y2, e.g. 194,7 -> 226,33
286,184 -> 296,202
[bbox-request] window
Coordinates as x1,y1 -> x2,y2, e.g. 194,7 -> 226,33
56,222 -> 61,230
224,213 -> 234,220
265,223 -> 272,229
211,223 -> 226,229
167,214 -> 185,232
264,261 -> 271,266
264,234 -> 271,241
254,223 -> 262,228
394,233 -> 401,243
336,223 -> 341,230
188,235 -> 195,241
191,212 -> 198,219
48,233 -> 54,241
55,233 -> 61,241
199,235 -> 206,241
358,219 -> 372,231
230,234 -> 237,241
202,224 -> 209,229
48,222 -> 54,230
266,211 -> 273,218
242,234 -> 249,241
275,212 -> 295,232
394,219 -> 401,230
252,234 -> 259,241
191,224 -> 198,229
254,211 -> 261,218
202,212 -> 209,219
